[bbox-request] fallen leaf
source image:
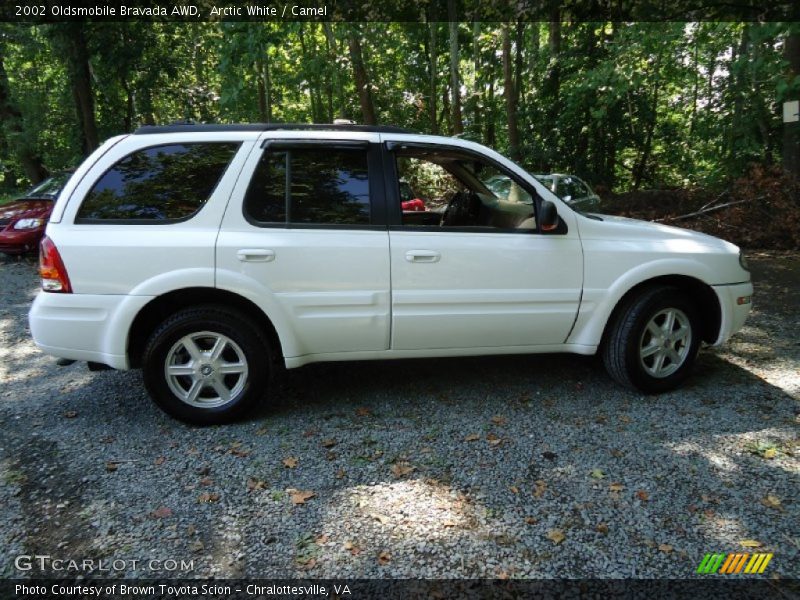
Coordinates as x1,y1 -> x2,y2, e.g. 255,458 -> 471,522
283,457 -> 298,469
533,480 -> 547,498
298,558 -> 316,569
464,433 -> 480,442
595,523 -> 609,534
619,415 -> 632,424
761,494 -> 782,509
150,506 -> 172,519
546,529 -> 566,544
247,478 -> 266,491
289,489 -> 315,505
525,517 -> 538,525
229,447 -> 250,458
255,427 -> 268,436
377,551 -> 392,565
740,539 -> 762,548
508,486 -> 519,495
390,462 -> 415,478
609,482 -> 624,492
595,415 -> 608,424
610,449 -> 624,458
199,477 -> 213,486
763,448 -> 777,459
371,513 -> 390,525
590,469 -> 605,479
302,428 -> 317,437
325,451 -> 336,461
636,490 -> 650,502
343,541 -> 361,555
355,407 -> 371,417
315,534 -> 329,545
486,433 -> 502,446
335,468 -> 346,479
64,411 -> 78,419
190,541 -> 204,552
443,520 -> 457,527
154,456 -> 166,466
105,461 -> 119,472
322,439 -> 337,448
658,544 -> 673,553
186,525 -> 196,535
491,415 -> 507,426
197,492 -> 220,503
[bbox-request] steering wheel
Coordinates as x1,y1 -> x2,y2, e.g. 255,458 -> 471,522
441,191 -> 481,227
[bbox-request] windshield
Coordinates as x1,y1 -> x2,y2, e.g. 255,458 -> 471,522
25,173 -> 71,199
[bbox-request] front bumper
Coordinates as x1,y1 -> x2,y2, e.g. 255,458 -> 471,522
711,281 -> 753,346
0,228 -> 44,254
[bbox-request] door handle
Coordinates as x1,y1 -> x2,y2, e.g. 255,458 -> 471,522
237,249 -> 275,262
405,250 -> 440,263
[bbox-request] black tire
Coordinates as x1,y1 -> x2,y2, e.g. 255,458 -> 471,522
142,305 -> 271,425
603,286 -> 700,394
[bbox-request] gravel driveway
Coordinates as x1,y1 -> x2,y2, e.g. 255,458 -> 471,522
0,253 -> 797,580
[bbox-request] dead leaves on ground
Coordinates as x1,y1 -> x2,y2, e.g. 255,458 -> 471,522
546,529 -> 566,544
761,494 -> 782,510
390,462 -> 415,478
150,506 -> 173,519
288,489 -> 315,505
283,456 -> 299,469
247,477 -> 266,491
377,551 -> 392,565
197,492 -> 220,503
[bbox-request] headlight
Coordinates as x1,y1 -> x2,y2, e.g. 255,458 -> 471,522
13,218 -> 43,230
739,250 -> 750,271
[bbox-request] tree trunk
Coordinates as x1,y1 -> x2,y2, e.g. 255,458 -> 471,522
471,22 -> 481,135
0,52 -> 49,183
323,23 -> 347,120
60,24 -> 98,154
502,24 -> 520,161
783,29 -> 800,179
428,21 -> 439,134
632,51 -> 663,190
447,0 -> 462,134
347,26 -> 377,125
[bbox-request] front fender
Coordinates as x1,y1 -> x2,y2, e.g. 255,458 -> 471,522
568,258 -> 717,347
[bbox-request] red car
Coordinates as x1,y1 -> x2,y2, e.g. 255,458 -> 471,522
0,172 -> 71,255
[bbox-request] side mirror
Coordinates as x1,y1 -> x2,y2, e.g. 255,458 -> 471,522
539,200 -> 559,232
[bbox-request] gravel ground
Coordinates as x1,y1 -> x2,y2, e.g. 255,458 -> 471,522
0,252 -> 797,580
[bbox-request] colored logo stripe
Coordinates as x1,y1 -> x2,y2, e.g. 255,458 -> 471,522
697,553 -> 773,574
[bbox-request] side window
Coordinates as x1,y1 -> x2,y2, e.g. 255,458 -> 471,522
394,148 -> 536,231
77,143 -> 240,222
244,147 -> 370,226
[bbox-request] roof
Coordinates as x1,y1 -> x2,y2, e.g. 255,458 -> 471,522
133,123 -> 415,135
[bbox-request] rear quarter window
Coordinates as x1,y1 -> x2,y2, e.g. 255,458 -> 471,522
76,143 -> 240,223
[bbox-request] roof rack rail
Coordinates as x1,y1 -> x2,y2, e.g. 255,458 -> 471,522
133,123 -> 415,135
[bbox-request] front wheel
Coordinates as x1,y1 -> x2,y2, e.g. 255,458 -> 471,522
142,306 -> 271,424
603,286 -> 701,393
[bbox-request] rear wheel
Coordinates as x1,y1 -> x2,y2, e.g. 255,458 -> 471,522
143,306 -> 271,424
603,286 -> 700,393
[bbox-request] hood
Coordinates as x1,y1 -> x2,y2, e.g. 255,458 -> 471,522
579,213 -> 738,253
0,199 -> 54,221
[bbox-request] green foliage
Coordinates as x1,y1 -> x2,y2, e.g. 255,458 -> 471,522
0,22 -> 796,193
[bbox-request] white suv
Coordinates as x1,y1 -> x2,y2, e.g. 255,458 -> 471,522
29,124 -> 753,424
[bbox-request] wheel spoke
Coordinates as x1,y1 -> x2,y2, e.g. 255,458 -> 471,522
652,351 -> 667,374
210,378 -> 231,402
217,361 -> 246,375
641,343 -> 661,358
167,364 -> 194,376
185,379 -> 204,403
209,337 -> 227,361
672,325 -> 690,343
662,310 -> 676,334
180,336 -> 203,361
667,348 -> 682,365
647,322 -> 662,339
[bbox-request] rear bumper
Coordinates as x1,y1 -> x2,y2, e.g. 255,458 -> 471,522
711,281 -> 753,346
28,291 -> 153,369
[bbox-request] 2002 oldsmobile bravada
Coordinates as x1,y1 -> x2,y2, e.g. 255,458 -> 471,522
29,123 -> 753,424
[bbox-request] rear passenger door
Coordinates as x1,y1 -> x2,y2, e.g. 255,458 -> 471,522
216,136 -> 391,358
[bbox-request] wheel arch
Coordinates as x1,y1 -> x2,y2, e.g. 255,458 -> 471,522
598,275 -> 722,350
127,287 -> 283,369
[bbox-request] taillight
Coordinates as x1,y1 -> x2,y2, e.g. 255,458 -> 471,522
39,235 -> 72,293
